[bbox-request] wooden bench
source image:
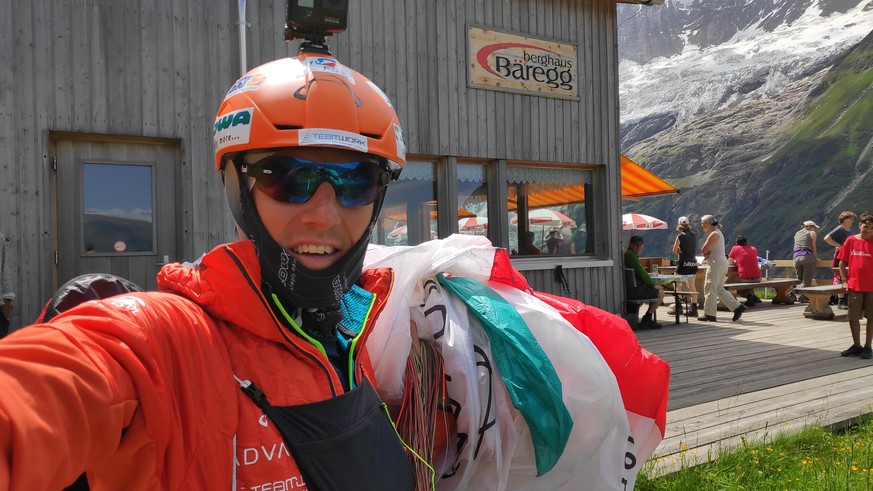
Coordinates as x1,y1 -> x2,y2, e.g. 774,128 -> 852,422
725,278 -> 801,304
794,284 -> 848,320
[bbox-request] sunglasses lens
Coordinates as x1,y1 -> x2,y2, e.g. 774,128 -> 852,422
252,156 -> 386,206
329,162 -> 384,206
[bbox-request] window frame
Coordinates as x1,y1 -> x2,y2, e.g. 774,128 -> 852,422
374,155 -> 615,270
79,160 -> 157,257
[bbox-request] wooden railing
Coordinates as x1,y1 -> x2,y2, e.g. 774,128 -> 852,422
767,259 -> 836,285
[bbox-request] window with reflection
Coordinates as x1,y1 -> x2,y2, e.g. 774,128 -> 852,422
507,165 -> 593,256
457,163 -> 488,237
82,163 -> 155,254
374,159 -> 438,246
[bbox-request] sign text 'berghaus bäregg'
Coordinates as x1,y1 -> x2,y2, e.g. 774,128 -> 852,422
468,26 -> 578,100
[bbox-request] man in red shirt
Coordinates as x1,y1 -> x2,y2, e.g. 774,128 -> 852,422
728,235 -> 763,306
838,213 -> 873,359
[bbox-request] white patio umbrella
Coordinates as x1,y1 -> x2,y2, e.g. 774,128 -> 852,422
458,216 -> 488,233
511,209 -> 577,228
622,213 -> 667,231
387,225 -> 407,239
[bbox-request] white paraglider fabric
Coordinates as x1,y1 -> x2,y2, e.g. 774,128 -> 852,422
364,235 -> 646,490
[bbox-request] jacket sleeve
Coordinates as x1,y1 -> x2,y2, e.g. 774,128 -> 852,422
0,292 -> 236,489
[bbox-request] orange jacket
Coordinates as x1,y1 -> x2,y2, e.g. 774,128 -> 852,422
0,240 -> 393,489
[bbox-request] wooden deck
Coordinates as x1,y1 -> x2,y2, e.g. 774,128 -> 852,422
637,300 -> 873,474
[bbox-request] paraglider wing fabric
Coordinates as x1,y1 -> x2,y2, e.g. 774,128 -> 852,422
487,245 -> 670,467
437,274 -> 572,476
533,291 -> 670,463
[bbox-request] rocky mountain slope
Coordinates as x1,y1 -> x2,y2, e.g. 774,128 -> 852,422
622,27 -> 873,261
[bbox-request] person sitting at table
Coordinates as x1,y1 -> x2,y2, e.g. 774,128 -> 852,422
625,235 -> 665,329
557,226 -> 575,254
518,231 -> 541,255
728,235 -> 763,306
545,228 -> 560,254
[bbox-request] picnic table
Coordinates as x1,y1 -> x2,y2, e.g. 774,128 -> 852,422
651,273 -> 697,324
664,261 -> 806,310
655,264 -> 699,287
662,264 -> 800,306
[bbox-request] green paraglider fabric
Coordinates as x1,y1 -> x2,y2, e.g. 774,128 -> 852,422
437,274 -> 573,476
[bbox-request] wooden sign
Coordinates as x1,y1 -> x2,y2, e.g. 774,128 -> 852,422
468,26 -> 579,99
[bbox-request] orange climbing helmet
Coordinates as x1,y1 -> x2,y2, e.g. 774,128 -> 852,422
213,53 -> 406,171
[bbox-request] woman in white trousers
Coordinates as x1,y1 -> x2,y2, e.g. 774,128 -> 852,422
699,215 -> 746,322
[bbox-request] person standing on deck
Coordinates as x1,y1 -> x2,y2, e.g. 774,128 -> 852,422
670,216 -> 699,317
793,220 -> 820,302
699,215 -> 746,322
825,211 -> 856,309
838,213 -> 873,359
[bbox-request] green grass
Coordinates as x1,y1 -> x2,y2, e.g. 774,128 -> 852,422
637,418 -> 873,490
796,64 -> 873,141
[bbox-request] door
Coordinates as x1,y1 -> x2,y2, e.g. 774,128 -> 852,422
54,135 -> 180,292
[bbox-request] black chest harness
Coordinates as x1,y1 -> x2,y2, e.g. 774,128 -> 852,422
239,376 -> 414,491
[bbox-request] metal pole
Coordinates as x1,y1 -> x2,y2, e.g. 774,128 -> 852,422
238,0 -> 247,75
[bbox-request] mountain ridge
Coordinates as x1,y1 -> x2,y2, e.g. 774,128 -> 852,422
618,0 -> 873,131
620,9 -> 873,261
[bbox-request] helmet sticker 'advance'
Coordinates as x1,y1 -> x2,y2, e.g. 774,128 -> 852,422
298,128 -> 369,154
213,108 -> 254,152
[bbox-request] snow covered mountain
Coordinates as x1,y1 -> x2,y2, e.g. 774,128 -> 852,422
618,16 -> 873,262
618,0 -> 873,144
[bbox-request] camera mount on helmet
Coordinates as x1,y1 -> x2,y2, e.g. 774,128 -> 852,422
284,0 -> 349,55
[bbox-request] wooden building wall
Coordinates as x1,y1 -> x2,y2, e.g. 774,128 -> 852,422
0,0 -> 624,326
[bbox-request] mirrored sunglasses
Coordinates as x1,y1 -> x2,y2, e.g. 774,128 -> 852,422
240,155 -> 393,207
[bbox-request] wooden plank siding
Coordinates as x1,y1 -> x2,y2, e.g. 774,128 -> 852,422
330,0 -> 623,308
2,0 -> 625,325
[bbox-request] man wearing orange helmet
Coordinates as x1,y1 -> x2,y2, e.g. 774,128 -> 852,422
0,52 -> 418,490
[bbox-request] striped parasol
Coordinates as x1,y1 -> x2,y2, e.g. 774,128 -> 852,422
622,213 -> 667,231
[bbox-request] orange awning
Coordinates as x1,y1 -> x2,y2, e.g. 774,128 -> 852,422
509,155 -> 676,209
521,184 -> 586,209
620,155 -> 677,199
